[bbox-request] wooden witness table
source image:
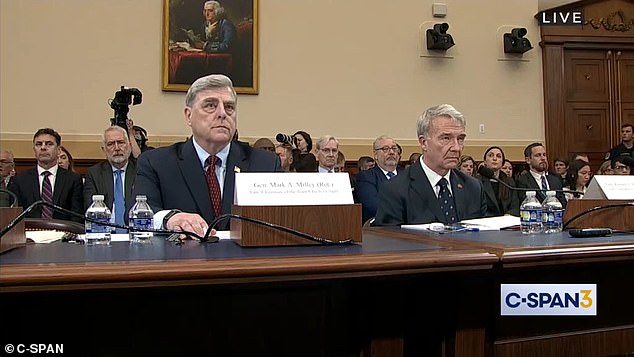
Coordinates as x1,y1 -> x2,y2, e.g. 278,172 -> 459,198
0,230 -> 497,357
2,228 -> 633,356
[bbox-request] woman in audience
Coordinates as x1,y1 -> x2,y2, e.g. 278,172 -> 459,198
58,146 -> 77,173
293,131 -> 313,154
563,159 -> 592,200
478,146 -> 519,216
501,159 -> 514,180
459,155 -> 475,176
596,160 -> 614,175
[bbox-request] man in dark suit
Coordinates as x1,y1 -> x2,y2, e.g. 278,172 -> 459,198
516,143 -> 567,206
83,126 -> 137,225
355,135 -> 401,224
374,104 -> 486,226
133,74 -> 281,237
8,128 -> 83,221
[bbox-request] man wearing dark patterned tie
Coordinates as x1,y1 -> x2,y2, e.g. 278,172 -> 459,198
516,143 -> 567,206
133,74 -> 282,238
8,128 -> 83,221
83,126 -> 136,233
374,105 -> 487,226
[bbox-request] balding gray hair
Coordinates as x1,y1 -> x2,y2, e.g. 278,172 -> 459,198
373,135 -> 394,150
416,104 -> 466,137
185,74 -> 236,107
315,135 -> 339,151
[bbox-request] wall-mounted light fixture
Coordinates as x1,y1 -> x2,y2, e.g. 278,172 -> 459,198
426,23 -> 455,51
503,28 -> 532,54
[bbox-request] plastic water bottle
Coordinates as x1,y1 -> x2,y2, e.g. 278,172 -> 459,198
542,191 -> 564,234
520,191 -> 543,235
85,194 -> 112,245
128,195 -> 154,243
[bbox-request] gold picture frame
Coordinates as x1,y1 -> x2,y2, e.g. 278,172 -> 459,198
162,0 -> 258,94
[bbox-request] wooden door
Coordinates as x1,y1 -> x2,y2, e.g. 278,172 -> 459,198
616,50 -> 634,143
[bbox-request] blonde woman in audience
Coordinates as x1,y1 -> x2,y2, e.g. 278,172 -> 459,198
563,159 -> 592,200
596,160 -> 614,175
459,155 -> 475,176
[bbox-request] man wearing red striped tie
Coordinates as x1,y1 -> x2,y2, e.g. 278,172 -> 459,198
8,128 -> 84,222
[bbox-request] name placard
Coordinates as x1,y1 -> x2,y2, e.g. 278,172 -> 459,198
234,172 -> 354,206
584,176 -> 634,200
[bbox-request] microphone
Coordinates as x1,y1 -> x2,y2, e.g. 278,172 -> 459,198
0,188 -> 18,208
0,201 -> 354,246
0,200 -> 212,243
476,166 -> 584,196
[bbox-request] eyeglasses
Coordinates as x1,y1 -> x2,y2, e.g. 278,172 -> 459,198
614,164 -> 629,170
261,147 -> 275,152
319,148 -> 338,155
374,146 -> 399,153
0,160 -> 13,165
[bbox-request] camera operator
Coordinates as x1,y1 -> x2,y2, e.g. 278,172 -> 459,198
125,118 -> 154,158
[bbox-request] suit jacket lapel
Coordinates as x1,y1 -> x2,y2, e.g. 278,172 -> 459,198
374,167 -> 388,183
409,164 -> 444,222
124,160 -> 136,206
223,143 -> 248,215
451,170 -> 469,221
52,169 -> 66,204
100,163 -> 115,209
28,169 -> 40,202
480,177 -> 500,214
178,139 -> 214,222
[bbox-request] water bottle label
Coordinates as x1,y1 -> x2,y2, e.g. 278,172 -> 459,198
85,219 -> 110,234
131,217 -> 153,230
543,210 -> 563,224
520,209 -> 542,223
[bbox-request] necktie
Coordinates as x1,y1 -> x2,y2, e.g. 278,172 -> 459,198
540,175 -> 548,191
206,156 -> 222,218
386,171 -> 395,179
41,171 -> 53,218
114,170 -> 126,233
437,177 -> 457,225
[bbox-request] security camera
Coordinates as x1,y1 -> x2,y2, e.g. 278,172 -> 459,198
426,22 -> 455,51
504,27 -> 532,54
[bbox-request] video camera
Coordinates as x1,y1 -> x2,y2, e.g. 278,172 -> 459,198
276,133 -> 295,147
110,86 -> 142,130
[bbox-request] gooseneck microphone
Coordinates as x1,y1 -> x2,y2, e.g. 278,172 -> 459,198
476,166 -> 585,196
0,201 -> 355,246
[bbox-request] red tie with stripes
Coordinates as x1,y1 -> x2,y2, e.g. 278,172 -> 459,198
41,171 -> 53,218
206,156 -> 222,218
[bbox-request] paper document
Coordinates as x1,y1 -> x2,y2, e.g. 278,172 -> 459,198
26,230 -> 67,244
460,215 -> 520,230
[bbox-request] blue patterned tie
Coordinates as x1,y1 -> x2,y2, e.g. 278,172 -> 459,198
437,177 -> 457,225
386,171 -> 395,180
540,175 -> 548,191
114,169 -> 126,233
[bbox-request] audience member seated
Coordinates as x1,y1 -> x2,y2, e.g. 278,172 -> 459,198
356,135 -> 401,223
375,104 -> 486,225
8,128 -> 83,222
83,126 -> 137,232
334,151 -> 346,173
357,156 -> 375,171
605,123 -> 633,160
315,135 -> 339,173
294,153 -> 318,172
275,144 -> 294,172
611,155 -> 632,175
58,146 -> 78,174
501,159 -> 514,180
459,155 -> 475,176
478,146 -> 519,216
0,148 -> 15,189
563,159 -> 592,200
408,152 -> 421,166
516,143 -> 566,206
293,131 -> 313,154
553,156 -> 568,184
253,137 -> 276,152
596,160 -> 614,175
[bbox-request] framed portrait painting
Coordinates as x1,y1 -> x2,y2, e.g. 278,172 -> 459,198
162,0 -> 258,94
